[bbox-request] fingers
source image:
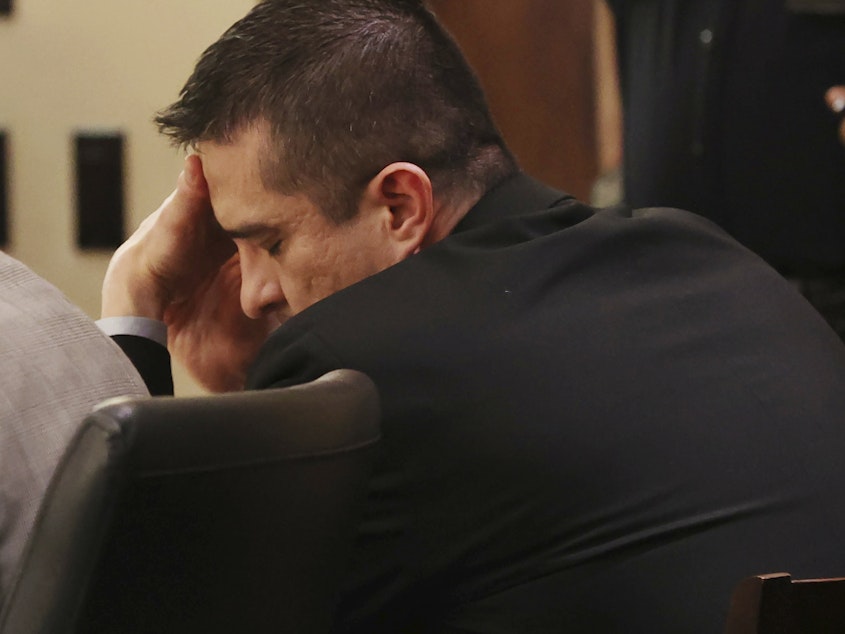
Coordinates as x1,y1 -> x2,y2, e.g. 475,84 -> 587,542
181,153 -> 206,191
825,86 -> 845,115
102,156 -> 227,320
165,253 -> 281,392
158,154 -> 213,230
176,154 -> 211,208
825,86 -> 845,146
177,155 -> 236,265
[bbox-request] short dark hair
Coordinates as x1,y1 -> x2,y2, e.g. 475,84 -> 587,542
154,0 -> 517,222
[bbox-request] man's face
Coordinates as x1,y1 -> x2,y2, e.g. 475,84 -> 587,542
198,126 -> 401,321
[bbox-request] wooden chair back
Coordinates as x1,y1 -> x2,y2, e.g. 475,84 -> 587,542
725,572 -> 845,634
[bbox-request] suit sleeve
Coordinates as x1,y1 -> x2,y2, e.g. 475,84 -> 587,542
111,334 -> 174,396
245,325 -> 345,391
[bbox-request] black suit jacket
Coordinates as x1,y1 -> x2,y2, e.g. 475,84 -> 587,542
120,174 -> 845,633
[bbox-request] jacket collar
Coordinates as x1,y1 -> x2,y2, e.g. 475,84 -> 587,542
452,171 -> 575,234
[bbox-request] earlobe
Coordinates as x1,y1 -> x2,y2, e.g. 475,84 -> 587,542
366,162 -> 435,258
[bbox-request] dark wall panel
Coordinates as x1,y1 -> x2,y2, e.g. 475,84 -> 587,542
74,132 -> 125,249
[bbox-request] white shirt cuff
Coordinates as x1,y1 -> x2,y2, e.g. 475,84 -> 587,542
97,316 -> 168,348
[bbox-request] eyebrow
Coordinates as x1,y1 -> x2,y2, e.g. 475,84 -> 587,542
223,222 -> 277,241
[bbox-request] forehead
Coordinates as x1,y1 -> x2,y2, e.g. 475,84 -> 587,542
197,127 -> 311,229
197,127 -> 266,200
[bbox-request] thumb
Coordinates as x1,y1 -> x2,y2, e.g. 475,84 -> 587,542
176,153 -> 210,205
154,154 -> 214,231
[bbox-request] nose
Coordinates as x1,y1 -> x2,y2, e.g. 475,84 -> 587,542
239,256 -> 286,320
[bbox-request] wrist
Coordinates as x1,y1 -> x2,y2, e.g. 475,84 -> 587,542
101,245 -> 169,320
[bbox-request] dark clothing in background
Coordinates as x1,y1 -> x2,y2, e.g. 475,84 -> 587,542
608,0 -> 845,330
121,174 -> 845,632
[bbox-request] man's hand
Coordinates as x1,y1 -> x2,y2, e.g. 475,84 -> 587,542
165,252 -> 282,393
825,86 -> 845,146
102,154 -> 232,320
102,155 -> 279,392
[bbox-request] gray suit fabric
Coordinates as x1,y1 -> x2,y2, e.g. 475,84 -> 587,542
0,251 -> 148,604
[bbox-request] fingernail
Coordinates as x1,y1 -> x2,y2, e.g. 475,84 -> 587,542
833,97 -> 845,114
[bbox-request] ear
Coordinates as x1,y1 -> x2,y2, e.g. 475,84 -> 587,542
362,162 -> 434,259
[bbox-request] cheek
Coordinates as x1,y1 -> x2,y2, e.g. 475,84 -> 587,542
352,221 -> 400,270
277,249 -> 339,310
340,240 -> 394,284
302,246 -> 377,302
284,223 -> 395,308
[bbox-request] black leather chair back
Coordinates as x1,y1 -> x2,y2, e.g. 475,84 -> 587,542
0,369 -> 380,634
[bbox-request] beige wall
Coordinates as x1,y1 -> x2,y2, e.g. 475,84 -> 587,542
0,1 -> 254,394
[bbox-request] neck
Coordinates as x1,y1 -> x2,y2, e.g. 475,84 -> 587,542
423,192 -> 482,246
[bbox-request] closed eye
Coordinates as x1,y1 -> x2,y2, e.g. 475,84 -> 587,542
267,240 -> 282,256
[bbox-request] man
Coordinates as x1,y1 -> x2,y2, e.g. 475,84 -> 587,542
0,251 -> 148,607
606,0 -> 845,336
101,1 -> 845,631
